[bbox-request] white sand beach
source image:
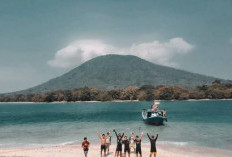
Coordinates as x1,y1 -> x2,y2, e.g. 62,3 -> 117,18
0,143 -> 232,157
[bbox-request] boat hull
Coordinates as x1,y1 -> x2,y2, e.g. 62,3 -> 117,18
143,116 -> 167,125
142,110 -> 167,125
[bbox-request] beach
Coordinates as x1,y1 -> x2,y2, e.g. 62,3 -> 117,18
1,101 -> 232,156
0,143 -> 232,157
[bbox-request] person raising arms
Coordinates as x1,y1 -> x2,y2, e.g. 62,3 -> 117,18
134,132 -> 144,157
113,129 -> 124,157
147,133 -> 159,157
97,131 -> 107,157
122,136 -> 130,157
129,132 -> 136,153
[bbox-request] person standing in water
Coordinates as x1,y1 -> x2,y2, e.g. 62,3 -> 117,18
122,136 -> 130,157
147,133 -> 159,157
106,132 -> 112,155
129,132 -> 136,152
113,129 -> 124,157
96,131 -> 107,157
162,109 -> 167,117
134,132 -> 143,157
82,137 -> 90,157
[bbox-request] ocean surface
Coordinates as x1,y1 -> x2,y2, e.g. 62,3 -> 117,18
0,100 -> 232,150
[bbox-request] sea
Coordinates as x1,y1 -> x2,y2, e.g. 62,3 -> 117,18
0,100 -> 231,150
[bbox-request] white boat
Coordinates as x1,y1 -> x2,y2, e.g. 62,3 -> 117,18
142,100 -> 167,125
142,109 -> 167,125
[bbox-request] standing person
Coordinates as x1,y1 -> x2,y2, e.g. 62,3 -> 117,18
96,131 -> 107,157
82,137 -> 90,157
147,133 -> 159,157
162,109 -> 167,117
122,136 -> 130,157
134,132 -> 143,157
129,132 -> 136,152
106,132 -> 112,155
113,129 -> 124,157
151,100 -> 160,112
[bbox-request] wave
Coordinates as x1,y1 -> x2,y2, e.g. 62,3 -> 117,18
159,141 -> 190,146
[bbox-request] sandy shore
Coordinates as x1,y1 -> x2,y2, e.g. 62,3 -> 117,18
0,143 -> 232,157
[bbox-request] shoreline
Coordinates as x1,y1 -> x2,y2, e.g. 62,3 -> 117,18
0,143 -> 232,157
1,99 -> 232,104
1,140 -> 231,152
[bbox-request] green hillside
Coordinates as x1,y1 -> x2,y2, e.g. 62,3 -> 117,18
17,54 -> 225,94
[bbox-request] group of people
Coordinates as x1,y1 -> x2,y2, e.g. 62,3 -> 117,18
82,129 -> 159,157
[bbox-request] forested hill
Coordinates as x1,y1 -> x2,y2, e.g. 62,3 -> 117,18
1,81 -> 232,102
14,54 -> 228,94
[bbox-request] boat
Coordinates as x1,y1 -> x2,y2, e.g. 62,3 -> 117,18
142,109 -> 167,125
141,100 -> 167,125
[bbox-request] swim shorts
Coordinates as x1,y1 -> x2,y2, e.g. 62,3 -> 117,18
124,148 -> 130,153
150,152 -> 157,155
101,145 -> 106,151
83,148 -> 88,155
136,148 -> 142,154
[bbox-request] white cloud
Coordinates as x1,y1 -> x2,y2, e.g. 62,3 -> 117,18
125,37 -> 193,67
48,37 -> 193,68
48,40 -> 115,68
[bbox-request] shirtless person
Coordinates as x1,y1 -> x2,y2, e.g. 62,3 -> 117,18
97,131 -> 107,157
152,100 -> 160,112
162,109 -> 167,117
82,137 -> 90,157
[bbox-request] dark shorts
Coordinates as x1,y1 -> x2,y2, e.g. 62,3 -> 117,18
124,148 -> 130,153
116,146 -> 122,152
83,148 -> 88,154
136,148 -> 142,154
101,145 -> 106,151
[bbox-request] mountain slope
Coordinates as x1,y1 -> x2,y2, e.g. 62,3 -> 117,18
18,54 -> 225,94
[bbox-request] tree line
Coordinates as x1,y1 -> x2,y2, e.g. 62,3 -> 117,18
1,80 -> 232,102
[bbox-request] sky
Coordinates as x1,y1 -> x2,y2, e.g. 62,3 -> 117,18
0,0 -> 232,93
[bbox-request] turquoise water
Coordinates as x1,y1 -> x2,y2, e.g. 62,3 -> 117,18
0,100 -> 232,150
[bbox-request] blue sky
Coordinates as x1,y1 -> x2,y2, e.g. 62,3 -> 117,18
0,0 -> 232,93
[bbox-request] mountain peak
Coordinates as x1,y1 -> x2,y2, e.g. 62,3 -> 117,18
16,55 -> 222,94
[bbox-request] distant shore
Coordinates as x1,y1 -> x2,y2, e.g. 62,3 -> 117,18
1,99 -> 232,104
0,143 -> 231,157
1,82 -> 232,102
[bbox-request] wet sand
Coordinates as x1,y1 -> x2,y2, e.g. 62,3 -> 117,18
0,143 -> 232,157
